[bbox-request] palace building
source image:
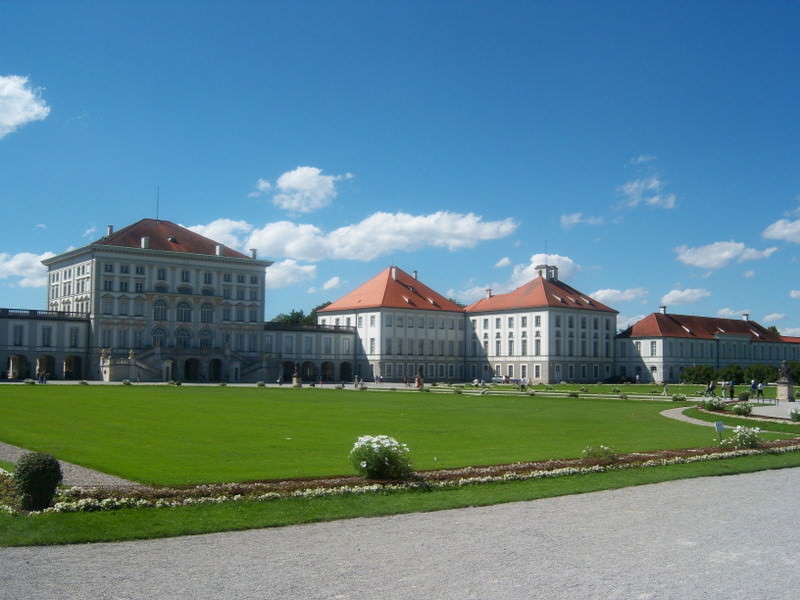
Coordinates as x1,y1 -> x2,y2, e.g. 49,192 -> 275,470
1,218 -> 798,384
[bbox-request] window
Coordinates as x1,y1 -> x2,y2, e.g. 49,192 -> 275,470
250,275 -> 258,284
181,270 -> 190,283
41,327 -> 52,347
495,318 -> 501,328
120,265 -> 129,274
304,336 -> 313,353
521,316 -> 527,327
200,330 -> 213,349
237,274 -> 245,283
176,329 -> 191,349
153,300 -> 167,321
157,268 -> 167,281
135,282 -> 144,293
103,280 -> 113,291
650,341 -> 657,356
249,290 -> 258,301
104,263 -> 114,273
69,327 -> 79,348
223,273 -> 232,282
176,302 -> 191,322
119,281 -> 128,292
204,272 -> 213,284
508,317 -> 514,327
135,266 -> 145,275
200,302 -> 214,323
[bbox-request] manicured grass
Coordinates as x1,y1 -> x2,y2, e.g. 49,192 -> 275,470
3,451 -> 800,547
0,385 -> 728,485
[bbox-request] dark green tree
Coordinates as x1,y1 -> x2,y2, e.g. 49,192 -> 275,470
744,364 -> 778,385
716,364 -> 745,385
679,364 -> 715,384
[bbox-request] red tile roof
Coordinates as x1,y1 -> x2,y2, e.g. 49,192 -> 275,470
617,312 -> 782,342
319,266 -> 463,313
94,219 -> 252,259
465,276 -> 617,314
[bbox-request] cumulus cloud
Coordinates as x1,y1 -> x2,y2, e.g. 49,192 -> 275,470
187,218 -> 253,249
660,288 -> 711,306
322,276 -> 342,291
275,166 -> 354,212
763,218 -> 800,243
617,313 -> 648,331
560,212 -> 604,228
82,226 -> 97,239
265,259 -> 317,289
790,290 -> 800,299
495,257 -> 511,268
617,176 -> 676,209
763,313 -> 785,323
590,287 -> 648,305
717,307 -> 751,319
674,241 -> 778,269
247,178 -> 272,198
0,75 -> 50,139
241,212 -> 517,263
0,251 -> 55,287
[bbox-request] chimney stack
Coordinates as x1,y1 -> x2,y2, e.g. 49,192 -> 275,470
412,270 -> 418,280
391,266 -> 397,280
250,248 -> 257,259
141,236 -> 150,249
486,288 -> 493,298
106,225 -> 114,236
660,305 -> 667,314
215,244 -> 224,256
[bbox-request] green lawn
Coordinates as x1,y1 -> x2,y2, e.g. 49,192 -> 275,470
0,384 -> 778,485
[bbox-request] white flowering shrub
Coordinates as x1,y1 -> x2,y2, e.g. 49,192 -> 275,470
730,402 -> 753,416
720,426 -> 763,449
790,408 -> 800,422
349,435 -> 413,480
700,397 -> 725,411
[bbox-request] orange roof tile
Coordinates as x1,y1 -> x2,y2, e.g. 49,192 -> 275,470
94,219 -> 252,259
617,313 -> 782,342
319,266 -> 463,313
465,276 -> 617,314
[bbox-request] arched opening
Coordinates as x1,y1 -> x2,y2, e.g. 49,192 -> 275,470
281,361 -> 295,383
339,362 -> 353,383
6,354 -> 30,379
301,361 -> 316,382
63,355 -> 82,380
36,355 -> 56,380
184,358 -> 201,381
321,362 -> 334,382
208,359 -> 223,382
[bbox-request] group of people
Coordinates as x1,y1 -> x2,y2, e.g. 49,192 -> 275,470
703,379 -> 764,399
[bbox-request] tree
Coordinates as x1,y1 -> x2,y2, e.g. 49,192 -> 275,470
679,364 -> 715,384
716,364 -> 745,385
744,364 -> 778,385
767,325 -> 781,336
270,302 -> 332,326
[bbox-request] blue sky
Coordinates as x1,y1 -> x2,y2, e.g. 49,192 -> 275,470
2,1 -> 799,333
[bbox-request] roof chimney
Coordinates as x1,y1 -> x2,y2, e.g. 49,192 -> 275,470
141,236 -> 150,249
743,312 -> 750,321
412,270 -> 418,280
486,288 -> 493,298
250,248 -> 257,259
660,305 -> 667,314
215,244 -> 224,256
106,225 -> 114,236
391,266 -> 397,280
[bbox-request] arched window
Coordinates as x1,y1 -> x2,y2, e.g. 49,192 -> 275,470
153,300 -> 167,321
177,302 -> 192,322
152,327 -> 166,347
200,303 -> 214,324
176,328 -> 191,349
199,329 -> 213,349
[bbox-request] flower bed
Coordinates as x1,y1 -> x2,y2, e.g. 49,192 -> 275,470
3,439 -> 800,515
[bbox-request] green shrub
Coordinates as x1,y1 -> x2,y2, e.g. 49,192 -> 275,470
121,379 -> 132,386
738,391 -> 750,402
79,380 -> 89,385
14,452 -> 63,511
730,402 -> 753,416
349,435 -> 413,480
567,391 -> 579,398
671,394 -> 687,402
23,378 -> 36,385
581,444 -> 618,463
789,408 -> 800,422
256,381 -> 265,387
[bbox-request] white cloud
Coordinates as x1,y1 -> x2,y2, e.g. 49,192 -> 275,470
0,251 -> 55,287
675,241 -> 777,269
495,257 -> 511,268
617,176 -> 676,209
741,269 -> 756,279
790,290 -> 800,299
629,154 -> 656,165
763,218 -> 800,243
247,178 -> 272,198
187,218 -> 253,249
265,259 -> 316,289
617,313 -> 648,331
560,212 -> 603,228
590,287 -> 648,305
0,75 -> 50,139
717,307 -> 751,319
783,327 -> 800,336
763,313 -> 785,323
322,276 -> 342,291
510,253 -> 579,287
247,221 -> 328,261
270,166 -> 353,213
660,288 -> 711,306
82,226 -> 97,239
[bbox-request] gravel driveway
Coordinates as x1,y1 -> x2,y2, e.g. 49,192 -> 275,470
2,467 -> 799,600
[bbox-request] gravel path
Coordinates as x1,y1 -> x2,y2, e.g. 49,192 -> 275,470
2,468 -> 800,599
0,441 -> 139,488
